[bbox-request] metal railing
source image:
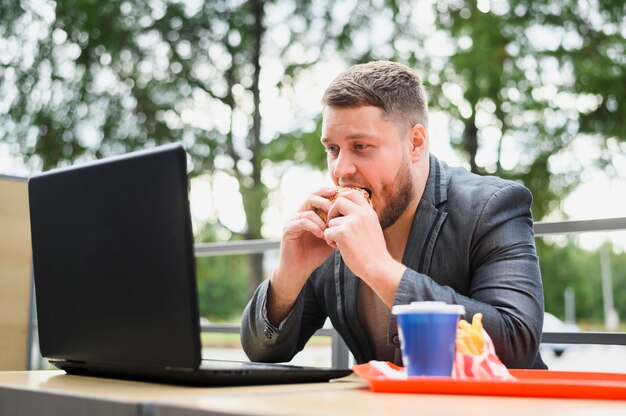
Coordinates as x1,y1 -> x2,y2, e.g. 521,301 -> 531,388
195,240 -> 280,256
534,217 -> 626,235
198,216 -> 626,368
196,239 -> 350,368
534,217 -> 626,346
200,323 -> 350,369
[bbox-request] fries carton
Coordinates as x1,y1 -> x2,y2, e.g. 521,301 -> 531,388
452,313 -> 515,380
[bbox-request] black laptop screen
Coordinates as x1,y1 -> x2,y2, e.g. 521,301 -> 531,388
29,144 -> 202,370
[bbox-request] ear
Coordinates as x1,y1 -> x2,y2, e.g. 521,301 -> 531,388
408,124 -> 428,162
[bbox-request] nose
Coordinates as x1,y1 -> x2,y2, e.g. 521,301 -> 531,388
329,150 -> 357,179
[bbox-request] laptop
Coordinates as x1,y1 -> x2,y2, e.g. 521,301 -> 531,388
28,143 -> 352,386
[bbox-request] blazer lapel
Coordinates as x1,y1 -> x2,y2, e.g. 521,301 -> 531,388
402,155 -> 449,275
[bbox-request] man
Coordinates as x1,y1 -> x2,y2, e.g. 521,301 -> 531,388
241,60 -> 546,369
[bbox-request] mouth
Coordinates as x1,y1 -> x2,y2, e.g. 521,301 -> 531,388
338,184 -> 372,198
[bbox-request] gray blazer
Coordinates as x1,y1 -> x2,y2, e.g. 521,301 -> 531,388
241,155 -> 546,369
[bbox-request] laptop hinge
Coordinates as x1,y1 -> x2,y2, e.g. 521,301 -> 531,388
51,358 -> 86,365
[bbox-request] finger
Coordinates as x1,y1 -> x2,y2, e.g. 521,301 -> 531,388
327,191 -> 375,223
335,188 -> 370,206
318,186 -> 339,198
300,187 -> 337,209
323,226 -> 343,248
311,196 -> 334,222
299,193 -> 335,223
299,210 -> 327,234
292,210 -> 331,239
326,197 -> 356,223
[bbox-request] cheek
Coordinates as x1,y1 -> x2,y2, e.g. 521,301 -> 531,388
326,157 -> 336,175
371,160 -> 398,184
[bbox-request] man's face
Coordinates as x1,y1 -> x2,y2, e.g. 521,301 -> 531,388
321,105 -> 416,229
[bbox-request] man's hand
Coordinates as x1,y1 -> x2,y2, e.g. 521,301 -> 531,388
323,189 -> 405,307
267,187 -> 337,324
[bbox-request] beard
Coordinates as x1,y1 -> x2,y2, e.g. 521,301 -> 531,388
377,155 -> 415,229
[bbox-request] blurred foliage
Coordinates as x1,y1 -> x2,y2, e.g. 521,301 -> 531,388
537,240 -> 626,325
0,0 -> 419,296
196,253 -> 249,321
429,0 -> 626,219
263,115 -> 327,170
192,220 -> 249,321
1,1 -> 625,320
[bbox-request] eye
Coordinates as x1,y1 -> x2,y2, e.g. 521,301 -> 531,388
354,143 -> 368,151
325,145 -> 339,155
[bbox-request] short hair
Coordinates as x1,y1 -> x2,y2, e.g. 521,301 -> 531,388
321,60 -> 429,132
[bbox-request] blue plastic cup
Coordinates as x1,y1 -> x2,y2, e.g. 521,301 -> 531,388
392,302 -> 465,377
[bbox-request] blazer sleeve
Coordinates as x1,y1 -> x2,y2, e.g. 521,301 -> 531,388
394,183 -> 544,368
240,277 -> 327,363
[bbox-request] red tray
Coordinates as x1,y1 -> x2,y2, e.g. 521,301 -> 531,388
353,363 -> 626,401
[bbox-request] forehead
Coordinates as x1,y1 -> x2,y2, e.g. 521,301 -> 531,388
321,106 -> 399,141
322,105 -> 386,124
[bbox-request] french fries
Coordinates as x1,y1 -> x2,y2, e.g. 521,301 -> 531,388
456,313 -> 485,355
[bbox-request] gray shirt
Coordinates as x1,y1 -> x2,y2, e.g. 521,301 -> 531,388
357,279 -> 402,365
240,155 -> 546,369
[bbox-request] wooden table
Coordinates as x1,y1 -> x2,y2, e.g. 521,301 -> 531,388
2,371 -> 626,416
0,371 -> 350,416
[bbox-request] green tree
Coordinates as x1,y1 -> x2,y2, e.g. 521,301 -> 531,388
610,246 -> 626,326
2,1 -> 625,316
429,0 -> 626,219
537,239 -> 626,325
190,220 -> 249,321
536,240 -> 600,320
0,0 -> 401,297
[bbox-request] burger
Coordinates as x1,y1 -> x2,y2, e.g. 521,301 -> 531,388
314,186 -> 372,223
